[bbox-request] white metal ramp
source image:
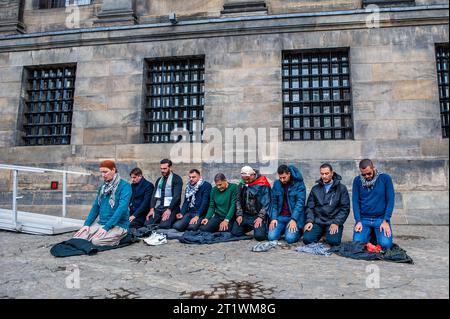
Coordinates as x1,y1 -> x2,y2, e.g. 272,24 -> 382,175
0,209 -> 84,235
0,164 -> 91,235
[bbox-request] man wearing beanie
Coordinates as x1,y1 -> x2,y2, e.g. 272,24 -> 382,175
232,165 -> 271,241
73,160 -> 132,246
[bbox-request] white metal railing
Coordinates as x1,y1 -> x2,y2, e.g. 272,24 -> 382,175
0,164 -> 91,229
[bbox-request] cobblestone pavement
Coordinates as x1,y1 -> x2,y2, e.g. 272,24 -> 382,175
0,225 -> 448,299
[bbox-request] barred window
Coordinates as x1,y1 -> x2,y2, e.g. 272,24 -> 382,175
20,65 -> 76,146
436,44 -> 449,138
282,49 -> 353,141
143,57 -> 205,143
38,0 -> 91,9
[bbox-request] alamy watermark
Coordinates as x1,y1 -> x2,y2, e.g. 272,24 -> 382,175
365,5 -> 381,29
365,264 -> 380,289
65,264 -> 80,289
169,121 -> 279,174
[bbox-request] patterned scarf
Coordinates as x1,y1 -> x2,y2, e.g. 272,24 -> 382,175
185,178 -> 204,208
99,173 -> 121,208
361,170 -> 383,189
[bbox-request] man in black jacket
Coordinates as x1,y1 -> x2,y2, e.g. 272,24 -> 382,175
129,167 -> 154,229
145,159 -> 183,229
231,166 -> 271,241
303,163 -> 350,246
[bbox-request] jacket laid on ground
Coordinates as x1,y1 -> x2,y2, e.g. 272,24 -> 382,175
270,165 -> 307,227
150,173 -> 183,214
305,173 -> 350,226
50,234 -> 139,258
236,174 -> 272,220
84,179 -> 132,231
352,173 -> 395,222
179,230 -> 252,244
181,181 -> 213,217
130,177 -> 154,224
329,241 -> 414,264
205,183 -> 238,221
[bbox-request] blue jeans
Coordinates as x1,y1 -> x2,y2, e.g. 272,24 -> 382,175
303,223 -> 343,246
353,218 -> 394,249
268,216 -> 301,244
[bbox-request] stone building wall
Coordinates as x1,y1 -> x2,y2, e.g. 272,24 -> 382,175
10,0 -> 450,33
0,1 -> 448,225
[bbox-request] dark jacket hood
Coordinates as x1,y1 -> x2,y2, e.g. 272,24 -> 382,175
288,165 -> 304,184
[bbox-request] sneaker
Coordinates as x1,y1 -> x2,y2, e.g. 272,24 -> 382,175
144,233 -> 167,246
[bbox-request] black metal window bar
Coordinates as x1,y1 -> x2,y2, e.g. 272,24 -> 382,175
282,50 -> 353,141
144,57 -> 205,143
436,44 -> 449,138
21,65 -> 76,146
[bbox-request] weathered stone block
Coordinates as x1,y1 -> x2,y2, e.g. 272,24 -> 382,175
74,95 -> 108,112
76,62 -> 110,78
107,92 -> 141,110
0,170 -> 11,192
73,110 -> 140,129
374,139 -> 422,158
81,145 -> 117,160
393,80 -> 438,101
74,77 -> 109,95
0,131 -> 14,148
372,62 -> 437,82
0,66 -> 23,83
421,139 -> 450,157
352,82 -> 393,102
355,120 -> 399,140
269,0 -> 360,14
83,127 -> 128,145
397,119 -> 441,139
109,59 -> 144,76
351,63 -> 373,83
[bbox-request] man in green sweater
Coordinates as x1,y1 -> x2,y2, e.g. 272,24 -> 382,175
200,173 -> 237,232
74,160 -> 132,246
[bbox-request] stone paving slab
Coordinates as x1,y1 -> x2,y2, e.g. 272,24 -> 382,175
0,225 -> 448,299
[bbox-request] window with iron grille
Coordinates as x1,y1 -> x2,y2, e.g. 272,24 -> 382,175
143,57 -> 205,143
19,65 -> 76,146
436,44 -> 449,138
282,49 -> 353,141
38,0 -> 91,9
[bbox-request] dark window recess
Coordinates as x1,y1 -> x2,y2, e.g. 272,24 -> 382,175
38,0 -> 66,8
436,44 -> 449,138
38,0 -> 91,9
362,0 -> 415,8
143,57 -> 205,143
20,65 -> 76,146
282,50 -> 353,141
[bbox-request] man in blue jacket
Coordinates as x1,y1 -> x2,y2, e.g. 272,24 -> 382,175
128,167 -> 154,229
268,164 -> 307,244
74,160 -> 132,246
352,159 -> 395,249
173,169 -> 212,232
303,163 -> 350,246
